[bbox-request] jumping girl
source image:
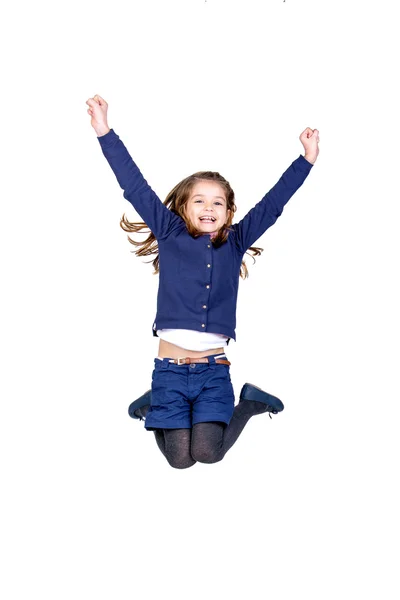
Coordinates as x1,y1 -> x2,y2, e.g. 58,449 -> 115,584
86,94 -> 319,469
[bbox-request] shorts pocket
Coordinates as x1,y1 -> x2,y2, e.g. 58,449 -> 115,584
151,370 -> 171,406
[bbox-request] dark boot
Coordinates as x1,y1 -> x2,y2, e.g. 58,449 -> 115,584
239,383 -> 284,415
128,389 -> 151,420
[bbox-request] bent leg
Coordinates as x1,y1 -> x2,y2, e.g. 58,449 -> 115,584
154,429 -> 196,470
191,400 -> 270,463
190,422 -> 225,463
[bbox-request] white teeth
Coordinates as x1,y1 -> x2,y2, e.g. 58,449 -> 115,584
200,217 -> 215,222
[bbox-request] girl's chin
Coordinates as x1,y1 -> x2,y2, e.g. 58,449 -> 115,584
199,226 -> 218,233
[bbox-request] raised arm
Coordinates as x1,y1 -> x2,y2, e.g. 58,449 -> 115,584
86,95 -> 180,239
232,127 -> 319,251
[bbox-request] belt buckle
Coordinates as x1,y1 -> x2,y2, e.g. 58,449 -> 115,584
177,357 -> 188,365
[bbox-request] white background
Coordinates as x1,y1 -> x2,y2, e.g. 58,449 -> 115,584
1,0 -> 399,598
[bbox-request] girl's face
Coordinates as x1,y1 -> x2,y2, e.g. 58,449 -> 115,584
185,180 -> 230,234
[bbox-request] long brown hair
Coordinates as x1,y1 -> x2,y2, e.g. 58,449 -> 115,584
120,171 -> 263,279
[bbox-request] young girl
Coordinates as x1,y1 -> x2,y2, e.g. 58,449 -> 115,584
86,94 -> 319,469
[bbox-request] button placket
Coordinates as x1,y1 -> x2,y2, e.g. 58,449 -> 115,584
201,237 -> 213,331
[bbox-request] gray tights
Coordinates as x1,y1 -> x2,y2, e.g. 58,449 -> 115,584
150,399 -> 269,469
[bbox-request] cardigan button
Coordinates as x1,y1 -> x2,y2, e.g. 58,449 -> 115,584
206,285 -> 210,289
201,324 -> 205,328
203,305 -> 207,309
207,264 -> 211,268
207,244 -> 211,248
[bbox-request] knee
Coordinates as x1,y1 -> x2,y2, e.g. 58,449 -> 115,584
166,453 -> 197,470
191,445 -> 224,464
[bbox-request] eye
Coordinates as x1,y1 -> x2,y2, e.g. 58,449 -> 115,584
215,201 -> 223,206
194,199 -> 203,203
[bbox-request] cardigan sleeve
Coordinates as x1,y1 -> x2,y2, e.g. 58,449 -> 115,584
97,129 -> 180,239
232,155 -> 314,251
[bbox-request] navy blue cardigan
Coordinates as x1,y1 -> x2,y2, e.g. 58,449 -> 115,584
98,129 -> 313,341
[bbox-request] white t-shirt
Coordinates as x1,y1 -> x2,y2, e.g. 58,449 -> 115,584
157,329 -> 229,351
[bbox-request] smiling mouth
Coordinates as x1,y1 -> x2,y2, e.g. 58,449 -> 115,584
199,217 -> 216,222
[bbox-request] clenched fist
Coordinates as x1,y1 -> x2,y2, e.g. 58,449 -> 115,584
299,127 -> 320,164
86,94 -> 110,137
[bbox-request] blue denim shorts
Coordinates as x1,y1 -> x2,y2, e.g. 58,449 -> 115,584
144,353 -> 235,430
